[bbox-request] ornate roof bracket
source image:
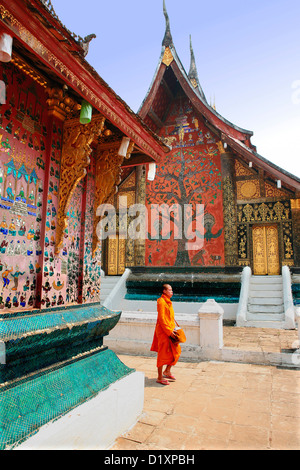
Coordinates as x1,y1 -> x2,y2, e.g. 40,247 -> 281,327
46,86 -> 82,121
55,114 -> 105,255
92,138 -> 134,257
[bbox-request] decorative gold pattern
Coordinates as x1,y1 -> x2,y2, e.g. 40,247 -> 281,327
134,166 -> 146,266
11,52 -> 48,88
237,224 -> 248,259
291,199 -> 300,210
237,180 -> 260,200
46,87 -> 81,121
235,159 -> 253,177
282,221 -> 294,260
162,47 -> 174,66
55,115 -> 105,254
238,201 -> 290,223
107,235 -> 126,275
252,225 -> 280,275
217,141 -> 226,155
265,181 -> 288,198
222,175 -> 238,265
107,236 -> 118,276
92,141 -> 132,257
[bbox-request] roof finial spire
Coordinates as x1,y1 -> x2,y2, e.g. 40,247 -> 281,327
188,35 -> 198,82
188,35 -> 207,102
162,0 -> 173,47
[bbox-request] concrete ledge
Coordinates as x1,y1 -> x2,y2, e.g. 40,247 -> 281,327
15,371 -> 144,450
104,305 -> 300,368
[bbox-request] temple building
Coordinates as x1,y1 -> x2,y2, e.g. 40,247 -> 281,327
0,0 -> 299,450
104,2 -> 300,312
0,0 -> 168,449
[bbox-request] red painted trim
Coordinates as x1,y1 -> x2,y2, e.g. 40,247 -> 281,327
224,135 -> 300,191
139,63 -> 167,120
0,0 -> 168,161
170,60 -> 251,143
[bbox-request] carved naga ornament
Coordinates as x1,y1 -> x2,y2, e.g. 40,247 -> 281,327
55,115 -> 105,255
92,139 -> 134,257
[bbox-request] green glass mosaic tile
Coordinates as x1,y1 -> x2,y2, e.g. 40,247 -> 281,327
0,304 -> 121,383
0,304 -> 120,340
0,349 -> 134,449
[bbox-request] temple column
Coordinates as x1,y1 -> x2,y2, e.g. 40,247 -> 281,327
35,88 -> 73,307
291,196 -> 300,266
134,165 -> 146,266
35,111 -> 59,308
219,143 -> 239,266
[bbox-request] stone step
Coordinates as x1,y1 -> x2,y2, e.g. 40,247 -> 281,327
101,279 -> 121,286
250,275 -> 282,283
248,304 -> 284,314
101,287 -> 115,294
247,313 -> 285,321
100,277 -> 122,302
250,290 -> 283,298
250,283 -> 282,291
248,297 -> 283,306
242,319 -> 287,329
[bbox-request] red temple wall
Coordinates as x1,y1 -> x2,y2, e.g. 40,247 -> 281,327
145,95 -> 225,267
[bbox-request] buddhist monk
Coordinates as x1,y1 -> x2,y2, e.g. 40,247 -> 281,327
150,284 -> 181,385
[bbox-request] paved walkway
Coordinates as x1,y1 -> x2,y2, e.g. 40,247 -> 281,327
111,327 -> 300,450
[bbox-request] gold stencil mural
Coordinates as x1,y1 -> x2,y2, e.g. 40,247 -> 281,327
252,225 -> 280,275
92,140 -> 134,257
55,115 -> 105,254
237,180 -> 260,200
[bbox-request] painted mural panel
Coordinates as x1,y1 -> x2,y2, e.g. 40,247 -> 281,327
145,96 -> 224,266
82,156 -> 101,303
40,117 -> 64,308
0,61 -> 48,311
0,61 -> 102,312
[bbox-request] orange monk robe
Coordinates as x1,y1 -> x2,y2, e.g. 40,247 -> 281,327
150,294 -> 181,368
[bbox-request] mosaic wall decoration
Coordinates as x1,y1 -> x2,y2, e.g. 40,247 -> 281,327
82,155 -> 101,303
40,116 -> 64,308
0,60 -> 103,312
145,96 -> 224,267
0,61 -> 48,311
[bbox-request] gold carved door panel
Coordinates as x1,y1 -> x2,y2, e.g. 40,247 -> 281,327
107,235 -> 126,275
252,225 -> 280,275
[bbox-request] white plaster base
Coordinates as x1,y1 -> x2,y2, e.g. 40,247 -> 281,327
104,311 -> 300,368
15,371 -> 144,450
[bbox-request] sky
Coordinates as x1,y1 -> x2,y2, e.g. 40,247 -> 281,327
52,0 -> 300,178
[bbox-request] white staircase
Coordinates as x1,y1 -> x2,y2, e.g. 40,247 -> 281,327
247,276 -> 285,327
100,276 -> 122,304
236,266 -> 296,329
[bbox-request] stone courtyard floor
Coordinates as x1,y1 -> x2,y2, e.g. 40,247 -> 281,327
111,327 -> 300,450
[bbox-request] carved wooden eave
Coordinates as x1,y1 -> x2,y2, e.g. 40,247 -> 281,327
92,139 -> 134,257
221,134 -> 300,193
55,114 -> 105,255
0,1 -> 169,164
